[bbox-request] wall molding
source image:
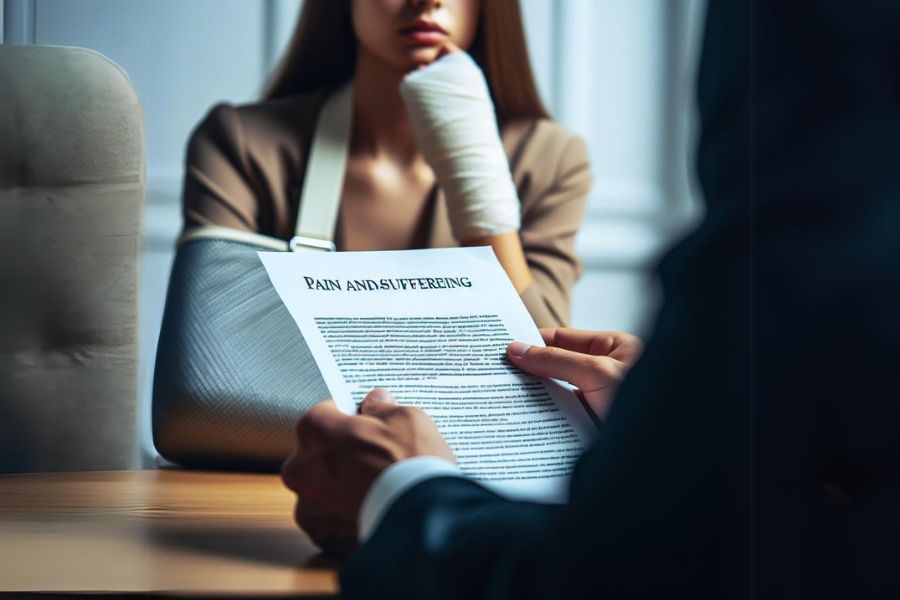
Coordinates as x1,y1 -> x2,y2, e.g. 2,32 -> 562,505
143,174 -> 183,251
576,213 -> 695,272
578,184 -> 700,271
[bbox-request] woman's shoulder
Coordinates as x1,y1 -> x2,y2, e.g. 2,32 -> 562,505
501,118 -> 590,188
502,117 -> 585,150
188,89 -> 330,156
183,89 -> 336,237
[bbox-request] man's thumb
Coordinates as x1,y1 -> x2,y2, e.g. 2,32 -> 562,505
359,388 -> 397,417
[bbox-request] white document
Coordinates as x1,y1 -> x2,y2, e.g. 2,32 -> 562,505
258,247 -> 596,501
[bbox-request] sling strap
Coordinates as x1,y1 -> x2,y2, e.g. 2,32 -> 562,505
178,83 -> 353,252
291,82 -> 353,252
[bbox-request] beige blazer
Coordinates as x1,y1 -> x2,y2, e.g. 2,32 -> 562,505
182,89 -> 592,327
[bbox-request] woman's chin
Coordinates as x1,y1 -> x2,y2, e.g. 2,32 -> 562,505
363,46 -> 443,75
402,46 -> 443,69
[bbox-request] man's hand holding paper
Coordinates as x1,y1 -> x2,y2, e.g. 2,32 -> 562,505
259,246 -> 642,554
281,323 -> 643,556
508,328 -> 644,421
281,389 -> 455,557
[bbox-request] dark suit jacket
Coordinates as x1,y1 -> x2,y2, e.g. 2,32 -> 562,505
341,1 -> 900,597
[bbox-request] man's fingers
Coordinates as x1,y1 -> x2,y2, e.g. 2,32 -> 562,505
558,328 -> 617,355
539,328 -> 644,366
296,398 -> 350,445
540,327 -> 602,353
539,328 -> 557,347
507,343 -> 618,393
359,388 -> 397,418
307,397 -> 339,414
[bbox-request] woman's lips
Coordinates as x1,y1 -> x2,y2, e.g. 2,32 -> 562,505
400,21 -> 447,46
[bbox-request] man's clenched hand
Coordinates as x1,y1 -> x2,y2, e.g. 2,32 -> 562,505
281,389 -> 455,556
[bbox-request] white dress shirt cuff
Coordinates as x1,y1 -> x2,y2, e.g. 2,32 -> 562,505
359,455 -> 463,542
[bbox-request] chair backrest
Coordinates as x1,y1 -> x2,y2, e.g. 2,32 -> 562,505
0,45 -> 145,472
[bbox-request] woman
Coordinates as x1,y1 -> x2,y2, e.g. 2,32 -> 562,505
182,0 -> 591,327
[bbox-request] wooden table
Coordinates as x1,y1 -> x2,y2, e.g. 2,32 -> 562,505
0,470 -> 338,598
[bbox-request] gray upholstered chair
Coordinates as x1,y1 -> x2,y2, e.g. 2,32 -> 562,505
0,45 -> 144,472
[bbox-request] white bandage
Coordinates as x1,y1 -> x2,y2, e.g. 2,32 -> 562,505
400,52 -> 521,242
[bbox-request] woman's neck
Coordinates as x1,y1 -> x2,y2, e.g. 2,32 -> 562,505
351,49 -> 421,164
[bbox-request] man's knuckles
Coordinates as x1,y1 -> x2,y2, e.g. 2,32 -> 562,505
587,333 -> 618,357
379,404 -> 427,423
295,400 -> 351,439
583,357 -> 624,388
294,409 -> 323,439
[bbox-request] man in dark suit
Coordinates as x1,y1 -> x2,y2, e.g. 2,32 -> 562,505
281,0 -> 900,596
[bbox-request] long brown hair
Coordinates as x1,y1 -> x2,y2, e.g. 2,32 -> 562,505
263,0 -> 549,124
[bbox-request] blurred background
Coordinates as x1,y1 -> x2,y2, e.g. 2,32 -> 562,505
2,0 -> 706,465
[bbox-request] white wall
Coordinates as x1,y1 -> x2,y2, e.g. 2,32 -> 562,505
521,0 -> 705,335
6,0 -> 705,465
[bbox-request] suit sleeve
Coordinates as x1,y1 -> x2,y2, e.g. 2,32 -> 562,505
181,104 -> 260,232
341,476 -> 565,600
518,133 -> 592,328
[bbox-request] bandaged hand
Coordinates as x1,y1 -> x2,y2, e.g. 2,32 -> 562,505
400,51 -> 520,243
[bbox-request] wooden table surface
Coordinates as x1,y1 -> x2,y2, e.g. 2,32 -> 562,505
0,470 -> 338,598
